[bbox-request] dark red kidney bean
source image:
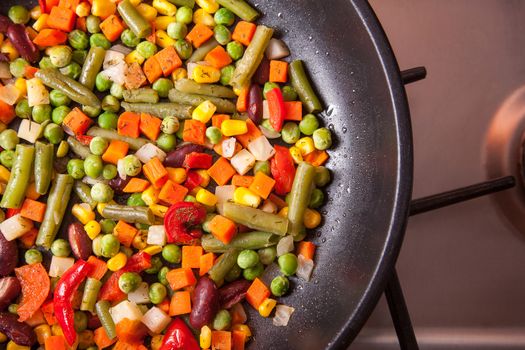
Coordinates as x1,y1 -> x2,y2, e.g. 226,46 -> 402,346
248,84 -> 263,125
218,279 -> 251,309
108,176 -> 130,194
0,277 -> 20,311
0,312 -> 36,346
164,144 -> 204,168
0,233 -> 17,277
0,16 -> 12,34
7,24 -> 39,63
68,223 -> 92,260
253,57 -> 270,85
190,276 -> 219,329
88,313 -> 101,330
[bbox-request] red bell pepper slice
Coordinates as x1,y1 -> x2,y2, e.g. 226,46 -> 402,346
38,0 -> 46,14
6,208 -> 21,218
270,145 -> 296,195
160,318 -> 200,350
164,202 -> 207,245
267,87 -> 285,132
183,152 -> 213,169
184,171 -> 203,192
76,134 -> 94,146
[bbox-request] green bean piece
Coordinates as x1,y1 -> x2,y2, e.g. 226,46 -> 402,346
201,232 -> 279,253
174,78 -> 236,98
80,278 -> 102,313
95,300 -> 116,339
74,181 -> 98,209
167,0 -> 195,7
121,102 -> 193,120
222,202 -> 288,236
289,60 -> 323,114
118,0 -> 152,39
35,68 -> 101,108
86,127 -> 148,151
208,248 -> 240,284
34,142 -> 54,195
36,174 -> 74,248
123,88 -> 159,104
0,145 -> 34,209
216,0 -> 259,22
230,25 -> 274,90
67,136 -> 91,159
188,38 -> 218,63
79,47 -> 106,91
287,162 -> 315,237
168,90 -> 236,114
102,204 -> 155,225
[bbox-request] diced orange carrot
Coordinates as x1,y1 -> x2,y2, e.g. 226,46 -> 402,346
297,241 -> 316,260
212,114 -> 230,128
47,6 -> 76,32
118,111 -> 141,138
100,14 -> 125,42
182,119 -> 206,145
303,150 -> 329,166
58,0 -> 79,11
158,299 -> 170,314
204,45 -> 232,69
102,140 -> 129,165
232,330 -> 246,350
139,113 -> 162,141
166,267 -> 196,291
283,101 -> 303,121
124,62 -> 147,90
41,300 -> 56,325
63,107 -> 92,135
94,327 -> 117,349
86,256 -> 108,280
269,60 -> 288,83
211,331 -> 232,350
186,23 -> 213,48
246,278 -> 270,309
19,228 -> 38,249
169,291 -> 191,316
235,119 -> 262,147
76,16 -> 87,32
20,198 -> 46,222
143,56 -> 163,84
207,157 -> 236,186
114,220 -> 139,248
232,21 -> 256,46
33,28 -> 68,47
236,86 -> 249,113
231,175 -> 253,188
115,318 -> 148,344
249,171 -> 275,199
45,335 -> 66,350
199,252 -> 215,276
143,157 -> 169,189
154,46 -> 182,76
181,245 -> 203,269
123,178 -> 150,193
0,100 -> 15,125
24,66 -> 39,79
209,215 -> 237,244
158,180 -> 188,205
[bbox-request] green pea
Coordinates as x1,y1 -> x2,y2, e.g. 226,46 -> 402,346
263,82 -> 280,98
224,264 -> 242,282
98,111 -> 118,130
25,248 -> 43,264
47,45 -> 72,68
102,164 -> 118,180
212,309 -> 231,331
253,160 -> 270,176
51,238 -> 71,257
270,275 -> 289,297
92,235 -> 103,257
82,105 -> 101,118
122,155 -> 142,176
158,266 -> 169,286
205,126 -> 222,145
127,192 -> 146,207
49,89 -> 71,107
101,95 -> 120,113
68,30 -> 89,50
15,99 -> 32,119
175,6 -> 193,23
100,234 -> 120,258
162,244 -> 181,264
84,154 -> 104,178
136,41 -> 158,59
89,137 -> 109,155
299,114 -> 319,136
176,120 -> 185,139
314,166 -> 331,187
121,29 -> 140,48
149,282 -> 167,304
184,195 -> 196,203
175,39 -> 193,60
44,123 -> 64,144
110,83 -> 125,99
52,106 -> 71,125
0,130 -> 19,151
8,304 -> 18,314
156,133 -> 177,152
160,116 -> 180,134
86,15 -> 101,34
0,150 -> 14,169
220,65 -> 235,86
145,256 -> 162,274
278,253 -> 298,276
313,127 -> 332,150
202,213 -> 216,233
60,62 -> 82,80
118,272 -> 142,293
237,250 -> 259,269
95,72 -> 112,92
309,188 -> 324,208
243,262 -> 264,281
152,78 -> 174,98
91,182 -> 114,203
67,159 -> 85,179
8,5 -> 29,24
100,219 -> 116,234
32,104 -> 52,124
214,25 -> 231,46
167,22 -> 188,40
214,8 -> 235,26
39,56 -> 55,70
258,246 -> 277,265
281,122 -> 300,144
90,33 -> 111,50
282,85 -> 298,101
226,41 -> 244,61
74,311 -> 88,333
72,50 -> 88,65
9,58 -> 28,78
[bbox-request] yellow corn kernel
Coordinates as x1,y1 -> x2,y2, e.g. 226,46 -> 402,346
143,245 -> 163,255
154,16 -> 177,30
304,208 -> 321,229
0,165 -> 11,183
136,3 -> 158,22
1,40 -> 19,61
278,206 -> 288,218
78,330 -> 94,349
51,324 -> 63,336
289,146 -> 303,164
72,203 -> 96,225
151,335 -> 164,350
0,122 -> 6,133
107,252 -> 128,271
84,220 -> 101,239
150,204 -> 169,218
232,324 -> 252,338
32,14 -> 49,32
171,67 -> 187,81
192,64 -> 221,84
152,0 -> 177,16
132,230 -> 148,250
195,170 -> 210,187
129,0 -> 142,5
196,188 -> 217,206
34,324 -> 51,345
91,0 -> 116,18
192,100 -> 217,123
156,30 -> 176,48
221,120 -> 248,137
196,0 -> 219,13
14,78 -> 27,97
6,341 -> 29,350
193,8 -> 215,26
76,2 -> 91,17
24,182 -> 40,200
30,6 -> 42,20
233,187 -> 261,208
167,167 -> 187,184
295,137 -> 315,156
190,185 -> 202,197
258,298 -> 277,318
125,50 -> 146,65
200,325 -> 212,349
142,186 -> 160,205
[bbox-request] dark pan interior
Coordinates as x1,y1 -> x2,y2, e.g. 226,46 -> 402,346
0,0 -> 412,348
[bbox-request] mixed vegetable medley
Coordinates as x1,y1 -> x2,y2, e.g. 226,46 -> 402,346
0,0 -> 334,348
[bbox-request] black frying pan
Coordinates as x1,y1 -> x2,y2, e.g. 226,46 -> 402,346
0,0 -> 412,348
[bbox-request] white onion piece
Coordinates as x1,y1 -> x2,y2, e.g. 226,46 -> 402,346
221,137 -> 236,158
110,44 -> 133,55
187,62 -> 199,79
276,235 -> 294,257
147,225 -> 166,246
101,61 -> 127,86
247,135 -> 275,161
0,84 -> 19,105
215,185 -> 236,215
135,143 -> 167,164
26,78 -> 49,107
0,214 -> 33,241
128,282 -> 150,304
49,256 -> 75,277
104,50 -> 126,69
0,62 -> 11,79
265,38 -> 290,60
273,305 -> 295,327
81,176 -> 107,186
117,159 -> 127,180
296,254 -> 314,281
230,149 -> 255,175
110,300 -> 143,324
259,124 -> 281,139
17,119 -> 42,143
262,100 -> 270,119
261,200 -> 278,214
141,307 -> 171,333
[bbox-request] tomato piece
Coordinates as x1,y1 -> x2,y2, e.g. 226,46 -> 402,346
15,263 -> 50,322
164,202 -> 207,245
184,171 -> 203,192
271,145 -> 296,195
267,88 -> 285,132
183,152 -> 213,169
